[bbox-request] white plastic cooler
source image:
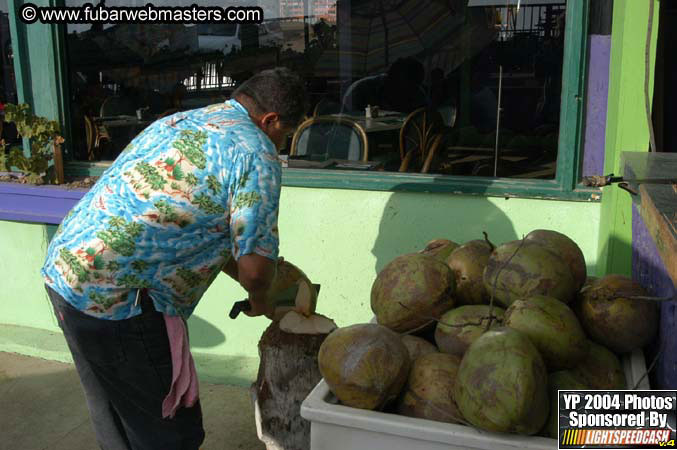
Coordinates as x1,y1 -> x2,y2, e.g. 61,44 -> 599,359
300,349 -> 649,450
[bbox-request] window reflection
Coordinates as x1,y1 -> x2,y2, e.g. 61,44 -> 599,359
65,0 -> 568,179
0,1 -> 19,149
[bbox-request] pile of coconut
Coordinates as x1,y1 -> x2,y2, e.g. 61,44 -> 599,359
317,230 -> 658,438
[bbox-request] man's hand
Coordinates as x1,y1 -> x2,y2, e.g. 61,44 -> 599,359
237,253 -> 276,319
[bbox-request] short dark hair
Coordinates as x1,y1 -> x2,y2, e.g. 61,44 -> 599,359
233,67 -> 308,127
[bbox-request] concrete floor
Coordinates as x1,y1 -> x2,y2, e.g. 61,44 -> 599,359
0,352 -> 265,450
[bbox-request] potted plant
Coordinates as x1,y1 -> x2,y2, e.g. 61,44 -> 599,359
0,103 -> 82,225
0,103 -> 65,185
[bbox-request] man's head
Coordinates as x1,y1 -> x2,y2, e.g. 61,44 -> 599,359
233,68 -> 308,149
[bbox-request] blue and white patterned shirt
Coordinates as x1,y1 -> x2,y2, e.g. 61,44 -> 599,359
41,100 -> 281,320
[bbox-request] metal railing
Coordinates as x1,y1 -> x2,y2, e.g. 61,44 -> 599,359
496,3 -> 566,41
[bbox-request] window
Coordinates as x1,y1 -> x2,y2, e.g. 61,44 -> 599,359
0,5 -> 19,143
62,0 -> 591,200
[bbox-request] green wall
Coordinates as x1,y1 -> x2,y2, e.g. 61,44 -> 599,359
597,0 -> 660,276
2,0 -> 658,386
1,187 -> 601,384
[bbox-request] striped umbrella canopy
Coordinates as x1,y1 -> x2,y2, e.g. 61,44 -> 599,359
314,0 -> 469,77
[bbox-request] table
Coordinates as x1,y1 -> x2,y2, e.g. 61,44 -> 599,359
283,157 -> 384,171
95,115 -> 154,158
623,152 -> 677,284
96,115 -> 153,128
328,113 -> 407,133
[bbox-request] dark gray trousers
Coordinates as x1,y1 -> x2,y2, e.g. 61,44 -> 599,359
46,285 -> 205,450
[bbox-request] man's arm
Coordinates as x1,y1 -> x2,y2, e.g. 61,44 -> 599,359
222,257 -> 239,281
237,253 -> 276,318
226,150 -> 282,319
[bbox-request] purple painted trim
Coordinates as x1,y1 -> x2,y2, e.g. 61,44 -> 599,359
582,35 -> 611,177
0,182 -> 87,224
632,206 -> 677,389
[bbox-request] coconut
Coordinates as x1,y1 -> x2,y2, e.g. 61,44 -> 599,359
401,335 -> 438,362
268,261 -> 317,316
504,296 -> 588,370
580,276 -> 599,292
397,352 -> 463,424
318,324 -> 410,410
483,240 -> 577,307
577,274 -> 658,354
454,327 -> 549,435
371,253 -> 455,333
571,341 -> 626,390
525,230 -> 587,290
446,240 -> 493,305
545,371 -> 591,438
435,305 -> 505,357
420,239 -> 459,261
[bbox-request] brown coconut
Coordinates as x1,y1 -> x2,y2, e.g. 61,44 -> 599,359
401,335 -> 438,362
318,323 -> 410,410
420,239 -> 460,261
435,305 -> 505,357
525,230 -> 587,290
371,253 -> 456,333
483,240 -> 577,307
577,274 -> 658,354
397,352 -> 463,424
445,240 -> 493,305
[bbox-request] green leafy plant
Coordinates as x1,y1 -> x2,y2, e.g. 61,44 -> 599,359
0,103 -> 64,184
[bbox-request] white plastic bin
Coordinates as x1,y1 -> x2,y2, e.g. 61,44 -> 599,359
301,349 -> 649,450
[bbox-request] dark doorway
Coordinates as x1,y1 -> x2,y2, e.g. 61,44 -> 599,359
654,1 -> 677,152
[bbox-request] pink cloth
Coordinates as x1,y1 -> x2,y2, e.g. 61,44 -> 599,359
161,314 -> 200,419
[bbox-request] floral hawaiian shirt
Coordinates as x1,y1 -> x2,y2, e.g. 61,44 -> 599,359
41,100 -> 281,320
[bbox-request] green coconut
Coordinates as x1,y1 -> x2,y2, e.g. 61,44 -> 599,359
371,253 -> 456,333
397,352 -> 463,424
483,240 -> 577,307
445,240 -> 493,305
435,305 -> 505,357
577,274 -> 658,354
454,327 -> 549,435
420,239 -> 460,261
571,340 -> 626,390
318,323 -> 410,410
504,295 -> 588,370
401,335 -> 438,362
545,371 -> 592,438
525,230 -> 587,290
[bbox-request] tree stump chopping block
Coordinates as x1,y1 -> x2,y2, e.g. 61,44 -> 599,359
251,315 -> 335,450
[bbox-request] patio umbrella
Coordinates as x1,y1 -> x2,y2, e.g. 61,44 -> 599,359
314,0 -> 473,77
424,6 -> 499,74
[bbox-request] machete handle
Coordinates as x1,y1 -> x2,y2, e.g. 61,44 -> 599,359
229,299 -> 251,319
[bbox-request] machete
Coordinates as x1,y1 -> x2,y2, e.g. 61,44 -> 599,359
229,284 -> 321,319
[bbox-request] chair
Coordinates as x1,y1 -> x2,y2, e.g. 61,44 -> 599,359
290,117 -> 369,162
99,96 -> 136,118
313,98 -> 342,117
84,115 -> 111,161
437,104 -> 457,128
398,108 -> 445,173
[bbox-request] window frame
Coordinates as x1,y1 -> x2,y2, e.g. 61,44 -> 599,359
56,0 -> 595,202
